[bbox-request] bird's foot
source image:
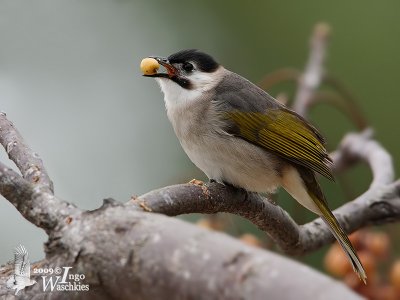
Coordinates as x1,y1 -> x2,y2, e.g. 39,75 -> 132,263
188,179 -> 204,186
222,181 -> 250,196
222,180 -> 236,189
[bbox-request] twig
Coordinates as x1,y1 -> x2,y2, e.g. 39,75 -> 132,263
293,23 -> 330,116
308,91 -> 367,130
0,112 -> 54,193
258,68 -> 301,91
330,129 -> 394,187
323,74 -> 368,129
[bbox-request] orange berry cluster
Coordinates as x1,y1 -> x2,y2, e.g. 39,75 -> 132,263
325,230 -> 399,300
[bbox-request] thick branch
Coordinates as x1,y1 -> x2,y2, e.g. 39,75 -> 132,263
0,202 -> 362,300
132,130 -> 400,255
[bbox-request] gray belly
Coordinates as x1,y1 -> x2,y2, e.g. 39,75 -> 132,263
165,96 -> 283,193
179,133 -> 283,193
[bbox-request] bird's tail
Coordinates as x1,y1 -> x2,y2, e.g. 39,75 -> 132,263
283,166 -> 367,283
312,192 -> 367,284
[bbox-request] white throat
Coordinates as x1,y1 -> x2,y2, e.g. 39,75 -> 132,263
155,67 -> 225,112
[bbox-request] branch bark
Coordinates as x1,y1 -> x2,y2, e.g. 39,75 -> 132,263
0,112 -> 53,193
0,200 -> 362,300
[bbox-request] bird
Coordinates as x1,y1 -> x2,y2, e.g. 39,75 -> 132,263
142,49 -> 366,282
6,245 -> 36,295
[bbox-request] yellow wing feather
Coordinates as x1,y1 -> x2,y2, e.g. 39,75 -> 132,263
227,110 -> 334,180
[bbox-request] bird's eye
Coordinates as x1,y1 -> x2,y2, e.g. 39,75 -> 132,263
182,62 -> 194,72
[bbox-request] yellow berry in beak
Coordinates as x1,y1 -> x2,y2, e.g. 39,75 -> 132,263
140,58 -> 160,75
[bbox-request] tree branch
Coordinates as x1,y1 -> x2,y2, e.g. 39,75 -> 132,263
257,67 -> 301,91
132,129 -> 400,255
293,23 -> 330,117
0,114 -> 363,299
320,75 -> 368,129
0,203 -> 362,300
0,112 -> 53,193
307,90 -> 368,130
330,129 -> 394,187
0,114 -> 77,233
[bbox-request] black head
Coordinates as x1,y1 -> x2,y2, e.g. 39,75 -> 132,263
168,49 -> 219,73
144,49 -> 220,89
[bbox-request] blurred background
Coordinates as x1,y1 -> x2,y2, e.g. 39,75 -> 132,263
0,0 -> 399,297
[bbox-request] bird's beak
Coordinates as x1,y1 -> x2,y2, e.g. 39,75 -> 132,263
143,56 -> 177,78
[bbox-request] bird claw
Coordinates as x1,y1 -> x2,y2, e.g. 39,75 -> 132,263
189,179 -> 204,186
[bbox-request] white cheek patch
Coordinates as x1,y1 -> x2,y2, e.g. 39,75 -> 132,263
186,72 -> 217,92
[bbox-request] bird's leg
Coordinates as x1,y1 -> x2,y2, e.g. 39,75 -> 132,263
222,181 -> 251,201
222,180 -> 237,189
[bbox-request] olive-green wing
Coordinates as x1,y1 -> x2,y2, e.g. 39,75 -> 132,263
227,109 -> 334,180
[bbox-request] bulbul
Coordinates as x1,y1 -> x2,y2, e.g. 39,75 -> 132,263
142,49 -> 366,282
